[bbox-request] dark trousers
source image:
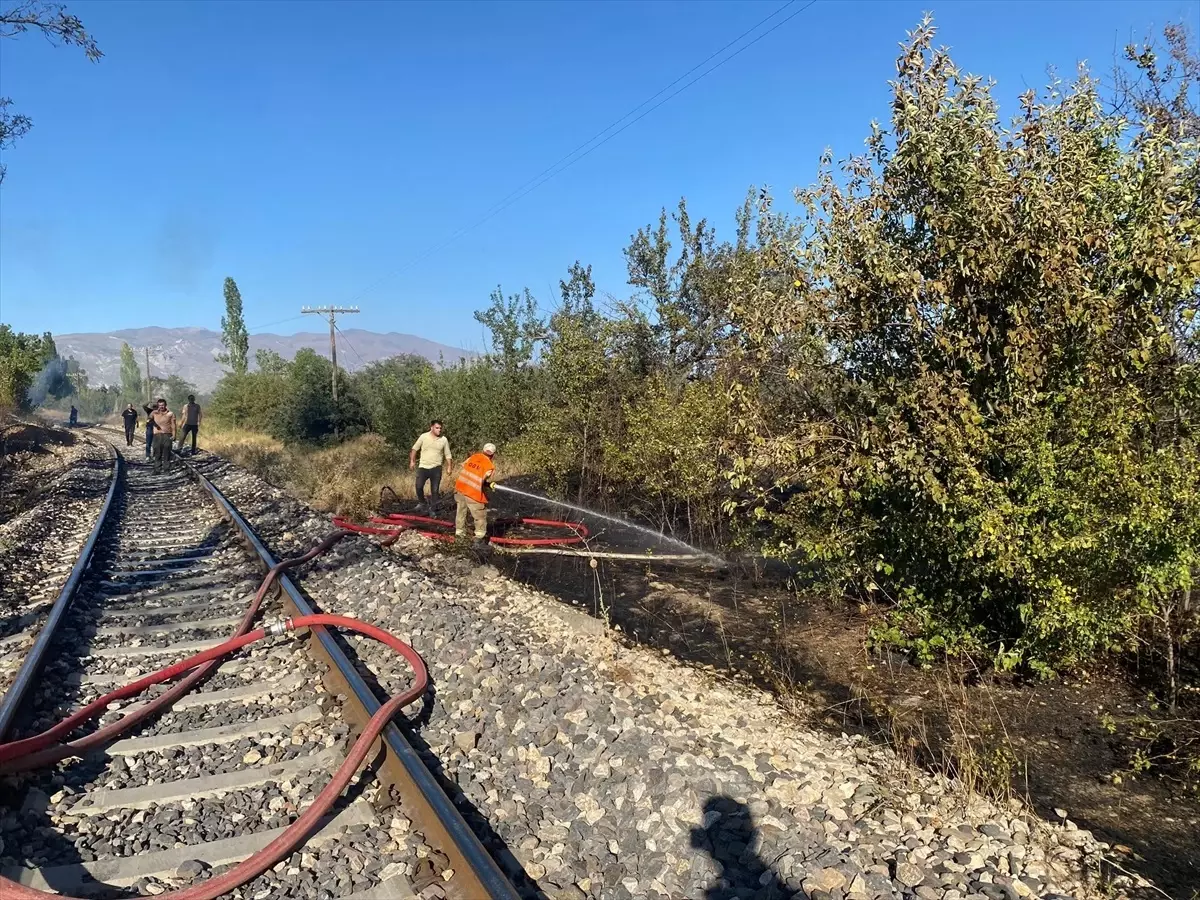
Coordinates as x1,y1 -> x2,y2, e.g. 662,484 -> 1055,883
152,433 -> 173,474
179,423 -> 198,453
415,466 -> 442,507
145,426 -> 154,458
124,424 -> 135,446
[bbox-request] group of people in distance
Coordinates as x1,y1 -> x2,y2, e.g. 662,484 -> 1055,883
409,419 -> 498,546
104,408 -> 494,539
120,395 -> 203,475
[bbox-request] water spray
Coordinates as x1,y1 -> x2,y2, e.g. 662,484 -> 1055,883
492,483 -> 723,565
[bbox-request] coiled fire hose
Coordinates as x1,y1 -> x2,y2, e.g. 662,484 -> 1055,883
0,531 -> 430,900
332,512 -> 589,546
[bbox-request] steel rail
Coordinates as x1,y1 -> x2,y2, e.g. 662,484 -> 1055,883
183,459 -> 521,900
0,439 -> 121,740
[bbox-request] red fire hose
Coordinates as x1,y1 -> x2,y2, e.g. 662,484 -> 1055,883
332,512 -> 589,546
0,534 -> 430,900
0,532 -> 349,774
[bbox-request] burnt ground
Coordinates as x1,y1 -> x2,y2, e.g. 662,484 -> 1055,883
406,487 -> 1200,899
0,420 -> 80,522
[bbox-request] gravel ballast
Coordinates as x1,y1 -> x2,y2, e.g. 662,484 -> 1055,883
193,454 -> 1152,900
0,434 -> 113,695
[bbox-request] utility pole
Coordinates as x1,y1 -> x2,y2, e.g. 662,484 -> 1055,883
144,347 -> 152,403
301,306 -> 360,431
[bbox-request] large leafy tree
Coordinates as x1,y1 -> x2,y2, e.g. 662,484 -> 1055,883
724,17 -> 1200,676
472,286 -> 542,441
0,326 -> 59,411
219,277 -> 250,376
353,354 -> 434,450
0,1 -> 101,183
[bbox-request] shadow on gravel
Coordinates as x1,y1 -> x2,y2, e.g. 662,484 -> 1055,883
467,494 -> 1200,899
690,797 -> 795,900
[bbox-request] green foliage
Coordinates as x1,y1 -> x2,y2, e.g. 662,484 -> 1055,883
352,354 -> 434,450
515,290 -> 611,494
254,349 -> 289,375
219,277 -> 250,376
219,274 -> 249,374
0,326 -> 59,411
625,197 -> 747,377
472,285 -> 542,441
69,383 -> 120,419
210,371 -> 284,431
211,348 -> 367,444
211,340 -> 521,466
723,17 -> 1200,676
149,374 -> 198,412
119,342 -> 142,402
196,16 -> 1198,704
604,373 -> 729,536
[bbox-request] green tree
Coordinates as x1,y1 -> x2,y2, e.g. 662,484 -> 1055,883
559,261 -> 597,318
625,195 -> 752,377
219,277 -> 250,375
352,354 -> 435,449
267,348 -> 365,442
148,374 -> 197,412
254,348 -> 289,375
473,286 -> 541,371
419,359 -> 511,455
0,326 -> 59,410
0,1 -> 102,183
724,16 -> 1200,676
211,371 -> 286,430
472,286 -> 543,441
119,342 -> 141,402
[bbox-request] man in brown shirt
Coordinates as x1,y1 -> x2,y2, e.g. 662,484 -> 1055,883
149,398 -> 177,474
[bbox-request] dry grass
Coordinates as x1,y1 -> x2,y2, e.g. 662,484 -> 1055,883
293,434 -> 415,517
203,429 -> 296,486
203,428 -> 524,518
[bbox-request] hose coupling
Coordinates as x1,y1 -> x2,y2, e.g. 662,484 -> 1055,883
263,617 -> 295,637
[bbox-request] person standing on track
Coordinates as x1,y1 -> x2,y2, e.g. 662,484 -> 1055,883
69,405 -> 78,427
409,420 -> 452,513
121,404 -> 138,447
178,394 -> 202,455
454,442 -> 497,546
142,403 -> 156,459
148,398 -> 176,475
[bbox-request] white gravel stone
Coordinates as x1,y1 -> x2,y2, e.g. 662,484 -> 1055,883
194,453 -> 1155,900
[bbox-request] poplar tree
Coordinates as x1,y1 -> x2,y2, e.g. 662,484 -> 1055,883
219,277 -> 250,375
118,342 -> 141,401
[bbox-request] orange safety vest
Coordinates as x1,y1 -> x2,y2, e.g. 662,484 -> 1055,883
455,452 -> 495,505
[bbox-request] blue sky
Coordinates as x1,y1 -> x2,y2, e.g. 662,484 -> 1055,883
1,0 -> 1194,353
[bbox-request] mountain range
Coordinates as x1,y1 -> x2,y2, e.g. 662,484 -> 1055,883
51,327 -> 476,392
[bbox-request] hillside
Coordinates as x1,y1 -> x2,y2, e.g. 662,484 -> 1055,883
51,327 -> 476,392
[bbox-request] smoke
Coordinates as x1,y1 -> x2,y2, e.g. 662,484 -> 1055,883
153,211 -> 216,292
25,357 -> 68,408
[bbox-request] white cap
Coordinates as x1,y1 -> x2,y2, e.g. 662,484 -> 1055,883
482,443 -> 497,455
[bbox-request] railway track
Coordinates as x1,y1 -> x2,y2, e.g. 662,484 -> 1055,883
0,435 -> 519,900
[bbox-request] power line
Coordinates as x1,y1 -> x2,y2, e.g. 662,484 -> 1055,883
247,314 -> 307,334
344,0 -> 818,305
300,306 -> 360,411
334,322 -> 366,368
341,0 -> 794,306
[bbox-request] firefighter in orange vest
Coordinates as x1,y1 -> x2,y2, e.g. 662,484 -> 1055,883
454,442 -> 497,545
